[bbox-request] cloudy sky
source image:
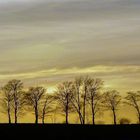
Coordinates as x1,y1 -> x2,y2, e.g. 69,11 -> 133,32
0,0 -> 140,92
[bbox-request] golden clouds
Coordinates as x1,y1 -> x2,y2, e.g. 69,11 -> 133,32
0,65 -> 139,80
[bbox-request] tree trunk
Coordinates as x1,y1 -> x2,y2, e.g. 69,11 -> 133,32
65,100 -> 69,124
83,103 -> 85,124
83,86 -> 87,125
78,113 -> 84,124
35,110 -> 38,124
35,102 -> 38,124
15,108 -> 17,124
8,111 -> 11,124
42,107 -> 46,124
136,107 -> 140,124
65,93 -> 69,124
137,111 -> 140,124
8,102 -> 11,124
113,109 -> 116,125
138,115 -> 140,124
14,98 -> 18,124
66,109 -> 68,124
91,98 -> 95,125
79,113 -> 83,124
92,112 -> 95,125
14,92 -> 18,124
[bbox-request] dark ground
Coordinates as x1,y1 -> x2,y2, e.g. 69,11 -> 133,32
0,124 -> 139,140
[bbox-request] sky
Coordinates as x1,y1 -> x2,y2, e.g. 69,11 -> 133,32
0,0 -> 140,93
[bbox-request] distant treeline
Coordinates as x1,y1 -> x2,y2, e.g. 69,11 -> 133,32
0,76 -> 140,124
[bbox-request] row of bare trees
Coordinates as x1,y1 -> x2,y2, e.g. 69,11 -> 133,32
0,77 -> 140,124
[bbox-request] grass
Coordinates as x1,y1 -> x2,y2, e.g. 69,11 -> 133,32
0,124 -> 139,139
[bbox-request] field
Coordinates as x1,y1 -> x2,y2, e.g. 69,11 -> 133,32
0,124 -> 139,140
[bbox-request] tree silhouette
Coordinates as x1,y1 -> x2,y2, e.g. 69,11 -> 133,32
39,94 -> 54,124
71,77 -> 84,124
82,76 -> 92,124
25,87 -> 45,124
4,80 -> 24,123
54,81 -> 74,124
125,91 -> 140,124
102,90 -> 121,125
71,76 -> 101,124
1,85 -> 13,123
86,78 -> 103,125
0,77 -> 140,124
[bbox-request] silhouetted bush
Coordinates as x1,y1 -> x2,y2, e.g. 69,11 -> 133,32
119,118 -> 131,124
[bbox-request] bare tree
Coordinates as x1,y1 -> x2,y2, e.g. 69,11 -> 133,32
125,91 -> 140,124
4,80 -> 24,123
25,87 -> 45,124
39,94 -> 54,124
82,76 -> 91,124
86,78 -> 103,125
1,85 -> 13,123
102,90 -> 121,125
71,77 -> 84,124
71,76 -> 94,124
54,81 -> 74,124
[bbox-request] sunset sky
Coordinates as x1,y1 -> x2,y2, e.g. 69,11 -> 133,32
0,0 -> 140,93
